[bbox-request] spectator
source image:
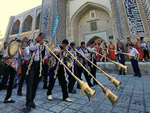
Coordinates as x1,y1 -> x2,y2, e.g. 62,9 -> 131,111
108,41 -> 116,61
100,40 -> 107,62
116,39 -> 126,75
147,41 -> 150,52
136,38 -> 144,61
140,37 -> 150,61
126,37 -> 133,47
95,43 -> 101,62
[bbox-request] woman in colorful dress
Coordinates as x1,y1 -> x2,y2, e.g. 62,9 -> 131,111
136,38 -> 144,61
108,41 -> 116,61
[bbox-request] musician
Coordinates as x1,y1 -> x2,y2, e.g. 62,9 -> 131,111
47,39 -> 72,102
77,41 -> 93,88
14,39 -> 23,88
17,39 -> 31,96
128,44 -> 141,78
67,42 -> 77,94
42,40 -> 50,89
23,33 -> 46,112
0,40 -> 21,103
116,39 -> 126,75
88,41 -> 97,85
1,42 -> 8,56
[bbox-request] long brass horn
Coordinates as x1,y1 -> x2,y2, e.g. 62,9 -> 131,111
66,48 -> 118,105
93,51 -> 128,73
75,49 -> 121,88
44,43 -> 96,101
122,53 -> 136,59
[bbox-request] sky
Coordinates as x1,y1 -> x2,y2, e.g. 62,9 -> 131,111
0,0 -> 42,39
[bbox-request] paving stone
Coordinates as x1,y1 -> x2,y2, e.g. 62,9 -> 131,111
61,108 -> 77,113
48,105 -> 65,113
112,106 -> 128,113
146,107 -> 150,113
0,73 -> 149,113
128,110 -> 144,113
94,109 -> 111,113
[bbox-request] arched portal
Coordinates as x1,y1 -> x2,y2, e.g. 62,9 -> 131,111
22,15 -> 33,32
36,13 -> 41,29
86,36 -> 104,46
11,20 -> 20,35
70,2 -> 113,46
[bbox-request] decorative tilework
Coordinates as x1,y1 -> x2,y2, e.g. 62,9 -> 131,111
124,0 -> 145,35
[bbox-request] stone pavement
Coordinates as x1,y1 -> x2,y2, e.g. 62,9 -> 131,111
0,73 -> 150,113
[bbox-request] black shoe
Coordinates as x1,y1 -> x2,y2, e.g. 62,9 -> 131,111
43,86 -> 48,89
89,84 -> 94,87
93,83 -> 98,85
31,102 -> 36,109
118,73 -> 122,75
22,106 -> 31,113
4,99 -> 15,103
123,73 -> 126,75
69,89 -> 76,94
133,75 -> 137,77
77,85 -> 81,89
17,92 -> 23,96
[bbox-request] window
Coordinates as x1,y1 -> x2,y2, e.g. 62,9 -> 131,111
90,10 -> 96,19
90,22 -> 97,31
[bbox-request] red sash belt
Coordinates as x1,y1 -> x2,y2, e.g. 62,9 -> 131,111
24,60 -> 28,65
44,59 -> 49,65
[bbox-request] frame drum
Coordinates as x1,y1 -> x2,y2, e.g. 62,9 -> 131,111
8,42 -> 19,57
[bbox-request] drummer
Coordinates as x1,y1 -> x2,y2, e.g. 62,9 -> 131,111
0,39 -> 21,103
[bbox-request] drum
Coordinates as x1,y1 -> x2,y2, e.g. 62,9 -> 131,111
8,42 -> 19,57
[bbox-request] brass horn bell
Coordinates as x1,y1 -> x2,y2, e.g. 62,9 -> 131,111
110,76 -> 121,88
80,81 -> 96,101
48,44 -> 56,52
104,88 -> 119,105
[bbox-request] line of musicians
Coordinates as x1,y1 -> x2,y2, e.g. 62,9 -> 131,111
0,33 -> 98,113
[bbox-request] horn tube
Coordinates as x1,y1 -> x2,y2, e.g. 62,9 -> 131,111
44,43 -> 96,101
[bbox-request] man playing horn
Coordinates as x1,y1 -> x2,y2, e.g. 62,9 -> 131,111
23,33 -> 46,113
67,42 -> 77,94
47,39 -> 72,102
76,41 -> 93,88
88,41 -> 98,85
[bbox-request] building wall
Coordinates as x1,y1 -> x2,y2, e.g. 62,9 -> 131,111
69,0 -> 111,19
77,8 -> 112,44
3,0 -> 150,46
4,6 -> 41,43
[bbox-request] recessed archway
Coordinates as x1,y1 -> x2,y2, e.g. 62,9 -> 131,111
36,13 -> 41,29
22,15 -> 33,32
87,36 -> 104,46
70,2 -> 112,46
11,20 -> 20,35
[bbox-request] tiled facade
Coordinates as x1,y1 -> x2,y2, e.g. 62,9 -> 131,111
3,0 -> 150,45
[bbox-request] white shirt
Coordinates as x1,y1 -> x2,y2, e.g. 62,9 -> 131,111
29,42 -> 41,61
68,46 -> 77,61
54,45 -> 68,57
129,48 -> 139,55
88,46 -> 97,59
44,47 -> 50,59
24,46 -> 30,60
79,47 -> 90,58
3,47 -> 8,57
